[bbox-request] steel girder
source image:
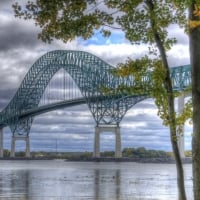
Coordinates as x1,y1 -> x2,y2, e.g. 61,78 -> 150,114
170,64 -> 191,91
0,50 -> 192,136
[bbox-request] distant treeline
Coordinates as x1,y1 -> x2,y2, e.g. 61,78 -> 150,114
122,147 -> 168,158
2,147 -> 192,159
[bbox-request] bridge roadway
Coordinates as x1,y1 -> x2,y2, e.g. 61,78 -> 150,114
21,97 -> 87,118
0,97 -> 87,127
0,94 -> 136,127
20,94 -> 141,118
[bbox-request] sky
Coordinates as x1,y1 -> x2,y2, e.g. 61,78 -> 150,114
0,0 -> 192,152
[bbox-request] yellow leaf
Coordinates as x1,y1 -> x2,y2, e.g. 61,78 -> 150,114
193,4 -> 200,17
189,20 -> 200,29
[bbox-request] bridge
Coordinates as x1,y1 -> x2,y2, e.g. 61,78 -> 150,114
0,50 -> 191,158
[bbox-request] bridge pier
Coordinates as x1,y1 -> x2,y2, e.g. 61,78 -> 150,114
11,136 -> 30,158
93,126 -> 122,158
93,126 -> 100,158
177,93 -> 185,158
0,128 -> 3,158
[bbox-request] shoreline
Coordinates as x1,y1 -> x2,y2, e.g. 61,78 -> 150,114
0,157 -> 192,164
65,157 -> 192,164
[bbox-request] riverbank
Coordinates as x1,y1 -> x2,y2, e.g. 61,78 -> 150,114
0,156 -> 192,164
65,157 -> 192,164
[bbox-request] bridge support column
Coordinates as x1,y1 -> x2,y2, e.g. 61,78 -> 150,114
0,128 -> 3,158
11,136 -> 30,158
93,127 -> 100,158
115,126 -> 122,158
25,136 -> 30,157
93,126 -> 122,158
11,136 -> 15,158
177,93 -> 185,159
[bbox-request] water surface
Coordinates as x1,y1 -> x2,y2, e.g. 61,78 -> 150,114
0,160 -> 193,200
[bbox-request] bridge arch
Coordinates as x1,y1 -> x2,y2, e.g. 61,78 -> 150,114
0,50 -> 146,136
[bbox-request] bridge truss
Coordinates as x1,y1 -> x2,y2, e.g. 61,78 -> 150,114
0,50 -> 192,158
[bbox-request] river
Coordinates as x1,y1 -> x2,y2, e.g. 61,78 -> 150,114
0,160 -> 193,200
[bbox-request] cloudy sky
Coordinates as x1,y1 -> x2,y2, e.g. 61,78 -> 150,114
0,1 -> 192,152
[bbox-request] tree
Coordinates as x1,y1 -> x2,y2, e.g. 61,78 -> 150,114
168,1 -> 200,199
13,1 -> 192,199
189,2 -> 200,200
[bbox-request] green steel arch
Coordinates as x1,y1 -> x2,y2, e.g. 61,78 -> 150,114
0,50 -> 148,136
0,50 -> 192,136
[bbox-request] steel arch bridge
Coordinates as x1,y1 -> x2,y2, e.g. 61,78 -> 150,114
0,50 -> 192,158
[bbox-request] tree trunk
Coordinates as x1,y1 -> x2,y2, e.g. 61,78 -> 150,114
146,1 -> 187,199
170,127 -> 187,200
164,63 -> 186,200
189,2 -> 200,200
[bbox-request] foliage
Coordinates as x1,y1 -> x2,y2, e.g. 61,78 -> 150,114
122,147 -> 169,158
13,0 -> 114,43
15,151 -> 26,157
112,57 -> 192,130
3,148 -> 173,159
3,149 -> 10,157
12,1 -> 186,45
101,151 -> 115,157
185,150 -> 192,157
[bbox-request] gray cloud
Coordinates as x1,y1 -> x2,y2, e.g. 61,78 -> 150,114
0,1 -> 42,52
0,21 -> 40,51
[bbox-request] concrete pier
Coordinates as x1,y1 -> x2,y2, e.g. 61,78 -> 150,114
93,126 -> 100,158
115,126 -> 122,158
11,135 -> 30,158
93,126 -> 122,158
0,128 -> 3,158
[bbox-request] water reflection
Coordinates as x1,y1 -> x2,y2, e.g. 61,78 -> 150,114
0,169 -> 30,199
94,169 -> 121,200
